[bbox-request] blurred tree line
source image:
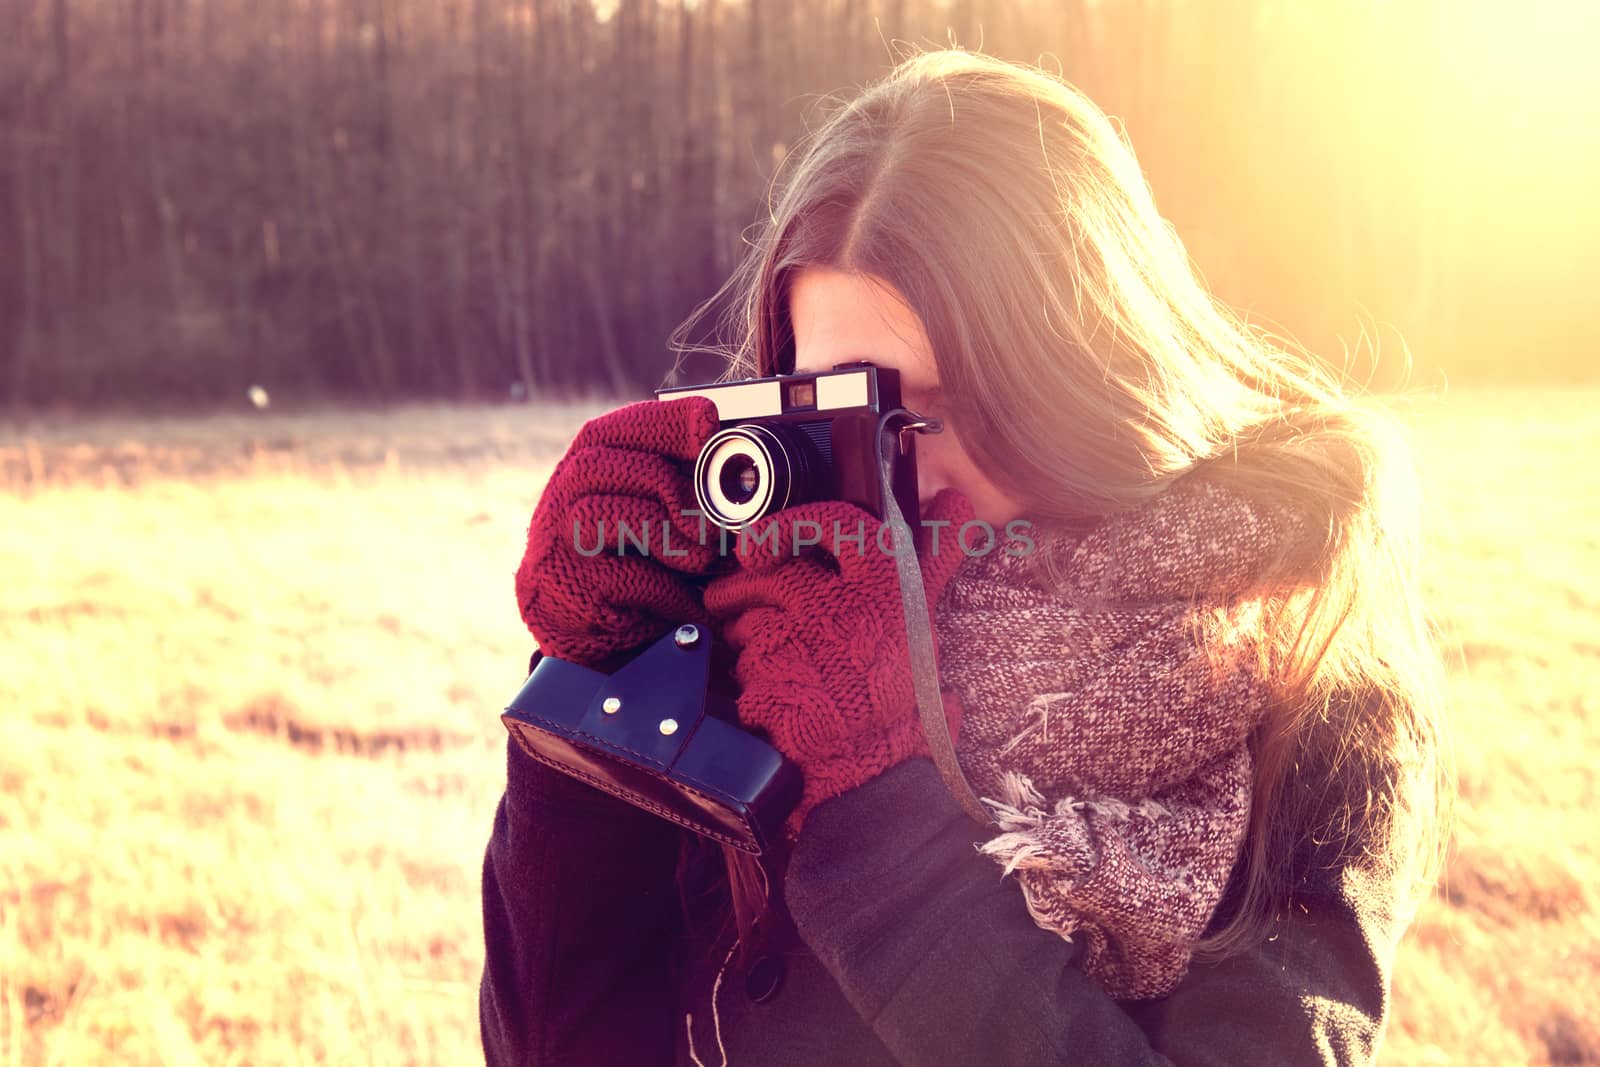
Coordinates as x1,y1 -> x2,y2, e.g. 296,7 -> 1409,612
0,0 -> 1595,407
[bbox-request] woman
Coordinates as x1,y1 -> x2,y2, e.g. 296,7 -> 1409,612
480,47 -> 1452,1065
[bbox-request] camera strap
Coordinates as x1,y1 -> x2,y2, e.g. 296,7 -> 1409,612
874,409 -> 996,828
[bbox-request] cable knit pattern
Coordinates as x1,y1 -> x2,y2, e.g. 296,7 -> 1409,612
934,475 -> 1325,1000
702,491 -> 978,837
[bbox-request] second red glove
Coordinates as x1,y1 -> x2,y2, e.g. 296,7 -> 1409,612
701,489 -> 979,836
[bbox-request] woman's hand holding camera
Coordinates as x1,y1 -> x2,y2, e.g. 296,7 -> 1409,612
702,489 -> 977,836
516,396 -> 722,671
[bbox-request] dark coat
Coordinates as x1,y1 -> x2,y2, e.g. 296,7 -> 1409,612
479,659 -> 1406,1066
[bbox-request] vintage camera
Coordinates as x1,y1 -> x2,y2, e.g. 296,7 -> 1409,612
654,361 -> 923,531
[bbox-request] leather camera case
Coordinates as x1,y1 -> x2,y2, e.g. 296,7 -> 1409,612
500,623 -> 801,854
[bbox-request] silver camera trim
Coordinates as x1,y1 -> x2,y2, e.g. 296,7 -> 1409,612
661,368 -> 872,422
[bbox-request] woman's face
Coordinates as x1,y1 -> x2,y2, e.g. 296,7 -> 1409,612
787,266 -> 1029,528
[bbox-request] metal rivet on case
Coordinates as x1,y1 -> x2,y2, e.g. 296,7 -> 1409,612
659,718 -> 679,736
674,624 -> 700,648
602,697 -> 622,715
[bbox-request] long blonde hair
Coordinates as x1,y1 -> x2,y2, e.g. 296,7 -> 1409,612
669,47 -> 1453,962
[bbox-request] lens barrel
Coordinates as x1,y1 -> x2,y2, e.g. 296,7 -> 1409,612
694,424 -> 819,529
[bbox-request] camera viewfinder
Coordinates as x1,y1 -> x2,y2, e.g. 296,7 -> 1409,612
786,381 -> 816,410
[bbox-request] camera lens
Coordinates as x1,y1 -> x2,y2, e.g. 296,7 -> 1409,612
695,424 -> 819,529
719,454 -> 761,505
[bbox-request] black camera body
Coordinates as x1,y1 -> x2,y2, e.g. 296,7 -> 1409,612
654,361 -> 921,531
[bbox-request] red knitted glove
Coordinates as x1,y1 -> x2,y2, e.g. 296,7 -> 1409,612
515,396 -> 723,670
702,489 -> 979,835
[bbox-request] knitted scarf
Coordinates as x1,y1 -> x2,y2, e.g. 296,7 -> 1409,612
931,475 -> 1323,1001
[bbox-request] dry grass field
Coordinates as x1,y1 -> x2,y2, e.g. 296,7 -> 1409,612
2,388 -> 1597,1065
